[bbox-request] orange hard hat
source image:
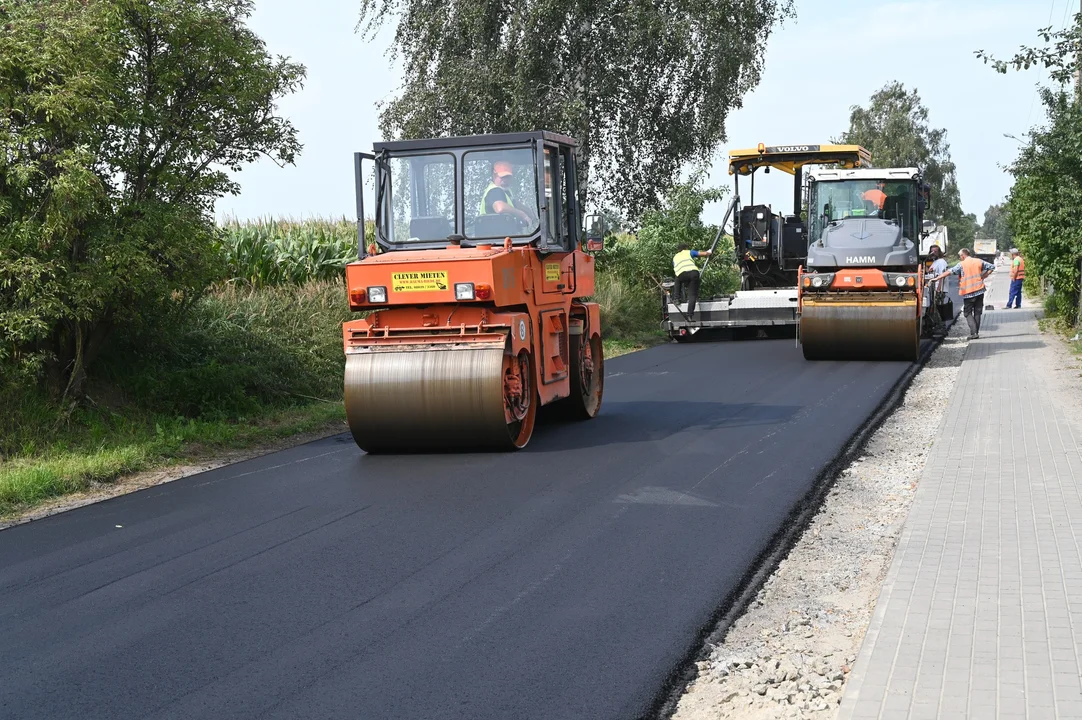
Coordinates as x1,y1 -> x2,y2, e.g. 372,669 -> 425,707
493,161 -> 514,177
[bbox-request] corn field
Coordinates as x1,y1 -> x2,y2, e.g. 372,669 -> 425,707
217,217 -> 375,286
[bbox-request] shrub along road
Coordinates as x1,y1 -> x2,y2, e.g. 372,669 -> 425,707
0,320 -> 952,720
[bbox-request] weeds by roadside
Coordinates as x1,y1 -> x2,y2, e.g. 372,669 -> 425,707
0,280 -> 351,516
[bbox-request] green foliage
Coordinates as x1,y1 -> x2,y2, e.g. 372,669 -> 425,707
595,179 -> 738,295
0,0 -> 305,401
975,15 -> 1082,324
98,281 -> 354,419
599,208 -> 629,236
592,270 -> 663,346
981,203 -> 1014,251
976,13 -> 1082,86
836,82 -> 976,248
1,279 -> 351,459
1005,88 -> 1082,324
592,178 -> 738,340
217,217 -> 375,286
356,0 -> 795,216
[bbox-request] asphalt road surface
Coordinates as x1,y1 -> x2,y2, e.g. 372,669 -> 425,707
0,289 -> 958,720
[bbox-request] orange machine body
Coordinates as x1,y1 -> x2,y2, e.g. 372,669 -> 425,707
796,266 -> 924,309
343,240 -> 601,408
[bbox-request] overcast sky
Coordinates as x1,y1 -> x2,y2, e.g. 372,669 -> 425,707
215,0 -> 1067,227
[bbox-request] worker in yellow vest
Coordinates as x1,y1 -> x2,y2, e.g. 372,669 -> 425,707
672,244 -> 712,316
1006,247 -> 1025,309
479,160 -> 536,227
931,248 -> 995,340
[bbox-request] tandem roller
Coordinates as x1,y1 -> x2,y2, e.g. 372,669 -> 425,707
340,130 -> 606,455
798,164 -> 935,363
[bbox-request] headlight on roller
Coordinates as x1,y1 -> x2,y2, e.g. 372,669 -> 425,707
802,273 -> 834,290
367,286 -> 387,303
884,273 -> 917,289
454,282 -> 475,300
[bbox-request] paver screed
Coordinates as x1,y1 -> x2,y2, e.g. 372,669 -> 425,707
839,277 -> 1082,719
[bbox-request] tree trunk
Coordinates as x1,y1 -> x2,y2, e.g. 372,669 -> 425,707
46,317 -> 113,407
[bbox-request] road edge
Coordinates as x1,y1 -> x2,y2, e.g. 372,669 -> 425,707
0,423 -> 349,531
645,317 -> 957,720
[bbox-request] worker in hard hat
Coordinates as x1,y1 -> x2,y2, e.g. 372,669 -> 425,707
931,248 -> 995,340
479,160 -> 536,226
672,243 -> 712,317
1006,247 -> 1025,308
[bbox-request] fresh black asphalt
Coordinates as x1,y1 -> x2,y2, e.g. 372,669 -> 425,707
0,289 -> 958,720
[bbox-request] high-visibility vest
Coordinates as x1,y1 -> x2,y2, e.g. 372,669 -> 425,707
863,188 -> 886,208
673,249 -> 698,275
479,183 -> 515,215
1012,256 -> 1026,280
959,257 -> 986,296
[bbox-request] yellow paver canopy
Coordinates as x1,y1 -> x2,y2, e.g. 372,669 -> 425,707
728,144 -> 872,176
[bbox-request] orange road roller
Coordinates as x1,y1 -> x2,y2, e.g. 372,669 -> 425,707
342,131 -> 606,453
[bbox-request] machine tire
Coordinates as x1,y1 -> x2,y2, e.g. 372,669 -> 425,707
566,331 -> 604,419
504,348 -> 538,447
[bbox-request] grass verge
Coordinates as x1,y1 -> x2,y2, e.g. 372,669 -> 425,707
604,338 -> 658,359
0,403 -> 344,519
1,280 -> 352,519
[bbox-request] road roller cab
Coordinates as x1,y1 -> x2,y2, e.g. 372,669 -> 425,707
341,131 -> 605,453
798,167 -> 931,361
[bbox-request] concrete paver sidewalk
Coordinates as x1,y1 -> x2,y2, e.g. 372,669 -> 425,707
839,277 -> 1082,719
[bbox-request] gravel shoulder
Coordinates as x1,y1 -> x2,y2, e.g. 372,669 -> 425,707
670,318 -> 969,720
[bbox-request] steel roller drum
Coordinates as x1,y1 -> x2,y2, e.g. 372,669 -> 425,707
345,345 -> 530,453
800,297 -> 920,361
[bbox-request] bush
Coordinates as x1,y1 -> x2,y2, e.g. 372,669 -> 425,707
97,280 -> 354,418
1,280 -> 353,459
593,270 -> 662,344
591,178 -> 740,342
0,0 -> 304,400
1006,88 -> 1082,325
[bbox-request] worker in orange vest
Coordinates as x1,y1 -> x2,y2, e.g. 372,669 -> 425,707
862,182 -> 887,213
931,248 -> 995,339
1006,247 -> 1025,308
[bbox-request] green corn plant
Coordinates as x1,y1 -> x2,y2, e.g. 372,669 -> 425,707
217,216 -> 374,286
